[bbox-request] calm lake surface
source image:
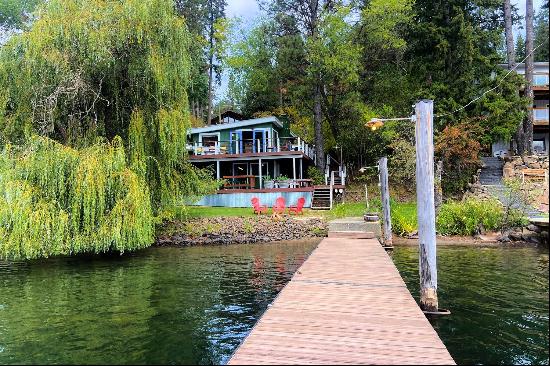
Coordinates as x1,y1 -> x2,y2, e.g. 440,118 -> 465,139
1,241 -> 548,365
392,245 -> 549,365
0,240 -> 319,365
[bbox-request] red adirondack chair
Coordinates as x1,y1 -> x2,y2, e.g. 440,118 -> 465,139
288,197 -> 306,215
272,197 -> 286,215
251,197 -> 268,215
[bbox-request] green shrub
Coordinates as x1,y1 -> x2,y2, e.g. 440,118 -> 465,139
307,166 -> 325,185
388,138 -> 416,187
391,210 -> 416,235
390,201 -> 417,235
436,197 -> 503,236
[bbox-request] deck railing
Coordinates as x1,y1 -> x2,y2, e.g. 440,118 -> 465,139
187,137 -> 316,160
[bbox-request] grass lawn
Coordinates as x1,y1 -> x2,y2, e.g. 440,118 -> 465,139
173,206 -> 257,219
175,201 -> 418,225
177,205 -> 330,219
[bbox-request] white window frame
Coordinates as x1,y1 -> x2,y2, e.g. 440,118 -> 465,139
198,132 -> 220,144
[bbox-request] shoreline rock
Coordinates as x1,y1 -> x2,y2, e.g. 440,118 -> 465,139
155,216 -> 328,247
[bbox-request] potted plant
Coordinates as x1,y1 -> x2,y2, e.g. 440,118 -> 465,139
362,184 -> 379,221
277,175 -> 290,188
263,175 -> 275,189
363,211 -> 379,222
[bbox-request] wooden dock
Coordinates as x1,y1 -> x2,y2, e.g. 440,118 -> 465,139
228,237 -> 455,365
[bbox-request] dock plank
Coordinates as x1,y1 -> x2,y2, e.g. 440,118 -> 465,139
228,237 -> 455,365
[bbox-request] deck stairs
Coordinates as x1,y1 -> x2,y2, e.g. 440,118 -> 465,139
311,186 -> 332,210
313,155 -> 346,210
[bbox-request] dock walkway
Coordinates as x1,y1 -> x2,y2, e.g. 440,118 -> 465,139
228,237 -> 455,365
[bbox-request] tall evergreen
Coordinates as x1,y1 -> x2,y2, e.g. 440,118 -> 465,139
405,0 -> 525,146
534,4 -> 549,62
516,33 -> 526,62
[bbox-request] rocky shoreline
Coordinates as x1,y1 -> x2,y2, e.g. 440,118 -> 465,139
156,216 -> 328,246
155,214 -> 547,248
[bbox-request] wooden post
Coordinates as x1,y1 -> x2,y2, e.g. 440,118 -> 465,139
435,160 -> 443,216
415,100 -> 438,313
259,158 -> 263,189
365,184 -> 369,210
379,157 -> 392,246
216,160 -> 220,180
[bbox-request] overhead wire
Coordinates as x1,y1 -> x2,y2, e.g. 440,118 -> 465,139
368,41 -> 546,123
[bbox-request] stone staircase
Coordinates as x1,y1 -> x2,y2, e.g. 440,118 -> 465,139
327,217 -> 380,239
477,157 -> 546,219
479,157 -> 504,185
486,185 -> 547,219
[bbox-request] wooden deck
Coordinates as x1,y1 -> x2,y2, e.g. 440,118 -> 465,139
228,237 -> 455,365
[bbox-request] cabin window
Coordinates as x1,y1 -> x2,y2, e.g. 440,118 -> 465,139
533,139 -> 546,153
200,133 -> 219,147
533,74 -> 549,86
240,130 -> 253,153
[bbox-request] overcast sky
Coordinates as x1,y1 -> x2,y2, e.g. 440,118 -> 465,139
225,0 -> 545,21
226,0 -> 260,19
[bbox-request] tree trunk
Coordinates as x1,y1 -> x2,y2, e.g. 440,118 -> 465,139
206,0 -> 214,125
207,55 -> 214,125
524,0 -> 534,154
506,0 -> 522,154
504,0 -> 516,70
314,81 -> 325,169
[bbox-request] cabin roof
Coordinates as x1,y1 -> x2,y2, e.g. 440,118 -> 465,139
497,61 -> 549,74
211,110 -> 245,124
189,116 -> 283,134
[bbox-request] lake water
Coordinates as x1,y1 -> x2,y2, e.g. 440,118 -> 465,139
0,241 -> 548,365
392,245 -> 549,365
0,240 -> 319,365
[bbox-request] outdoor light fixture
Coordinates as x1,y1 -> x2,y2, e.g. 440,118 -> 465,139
365,118 -> 384,131
365,116 -> 415,131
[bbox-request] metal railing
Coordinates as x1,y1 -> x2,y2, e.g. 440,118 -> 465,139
187,137 -> 316,160
324,153 -> 346,186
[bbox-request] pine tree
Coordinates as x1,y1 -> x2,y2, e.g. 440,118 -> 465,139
516,33 -> 526,61
533,4 -> 549,62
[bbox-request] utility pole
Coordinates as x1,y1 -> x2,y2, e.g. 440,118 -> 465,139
415,100 -> 439,313
379,157 -> 392,246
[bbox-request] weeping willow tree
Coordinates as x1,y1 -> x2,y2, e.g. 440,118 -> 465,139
0,136 -> 155,259
0,0 -> 218,259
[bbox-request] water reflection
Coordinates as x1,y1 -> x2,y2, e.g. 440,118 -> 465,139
0,240 -> 319,365
392,246 -> 549,365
